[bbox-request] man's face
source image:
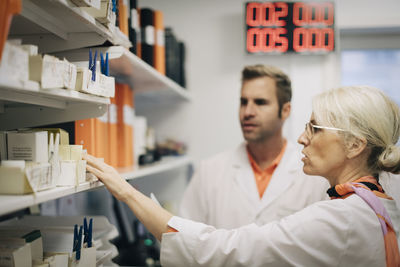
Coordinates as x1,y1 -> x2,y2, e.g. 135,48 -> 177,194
239,76 -> 285,143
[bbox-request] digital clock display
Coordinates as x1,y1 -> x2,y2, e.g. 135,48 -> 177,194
245,1 -> 335,53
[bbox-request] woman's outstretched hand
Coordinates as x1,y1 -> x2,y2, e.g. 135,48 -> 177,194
84,154 -> 133,202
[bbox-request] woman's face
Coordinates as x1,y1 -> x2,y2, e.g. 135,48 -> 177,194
297,115 -> 348,183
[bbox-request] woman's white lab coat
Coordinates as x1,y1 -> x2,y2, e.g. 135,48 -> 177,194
180,142 -> 330,229
161,194 -> 400,267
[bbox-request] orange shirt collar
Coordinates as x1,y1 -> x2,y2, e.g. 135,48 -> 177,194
247,140 -> 287,174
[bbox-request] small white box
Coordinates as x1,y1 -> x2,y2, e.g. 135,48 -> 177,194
0,163 -> 33,194
0,229 -> 43,261
98,73 -> 115,97
62,59 -> 77,90
0,161 -> 55,194
77,160 -> 87,184
43,253 -> 68,267
7,131 -> 48,163
29,54 -> 64,89
82,0 -> 116,25
0,42 -> 29,83
58,161 -> 77,186
71,0 -> 100,9
0,243 -> 32,267
75,67 -> 92,93
21,45 -> 38,56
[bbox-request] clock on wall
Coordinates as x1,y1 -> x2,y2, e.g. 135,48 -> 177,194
245,1 -> 335,54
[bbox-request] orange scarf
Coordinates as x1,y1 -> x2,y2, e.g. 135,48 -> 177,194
328,176 -> 400,267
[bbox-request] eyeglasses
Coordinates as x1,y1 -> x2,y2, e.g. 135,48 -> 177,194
305,122 -> 346,139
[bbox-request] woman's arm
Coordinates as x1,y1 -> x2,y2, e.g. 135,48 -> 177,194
84,154 -> 173,241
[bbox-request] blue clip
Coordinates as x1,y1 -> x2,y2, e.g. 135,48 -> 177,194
100,53 -> 110,76
88,49 -> 97,82
83,217 -> 93,248
100,53 -> 104,74
92,50 -> 97,81
105,53 -> 109,76
73,224 -> 83,260
111,0 -> 117,12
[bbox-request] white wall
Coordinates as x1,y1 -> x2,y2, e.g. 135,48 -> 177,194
137,0 -> 400,164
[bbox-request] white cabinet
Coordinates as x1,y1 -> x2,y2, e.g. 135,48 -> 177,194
0,0 -> 192,218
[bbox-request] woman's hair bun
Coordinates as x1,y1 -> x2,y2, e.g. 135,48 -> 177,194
378,145 -> 400,173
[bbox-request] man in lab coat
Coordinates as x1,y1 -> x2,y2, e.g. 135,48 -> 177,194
179,64 -> 330,229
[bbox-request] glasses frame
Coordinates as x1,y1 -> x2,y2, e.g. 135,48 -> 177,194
305,122 -> 346,139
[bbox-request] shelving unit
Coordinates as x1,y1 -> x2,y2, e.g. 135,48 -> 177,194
9,0 -> 130,53
55,46 -> 191,103
0,155 -> 191,216
0,77 -> 109,130
1,4 -> 192,263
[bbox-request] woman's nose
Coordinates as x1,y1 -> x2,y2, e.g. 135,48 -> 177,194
298,131 -> 309,146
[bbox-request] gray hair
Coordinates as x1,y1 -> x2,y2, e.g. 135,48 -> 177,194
312,85 -> 400,174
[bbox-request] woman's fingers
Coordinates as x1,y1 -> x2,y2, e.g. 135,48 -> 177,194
84,154 -> 107,172
86,164 -> 105,181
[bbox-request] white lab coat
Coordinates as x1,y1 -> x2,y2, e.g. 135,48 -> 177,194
161,195 -> 400,267
179,141 -> 330,229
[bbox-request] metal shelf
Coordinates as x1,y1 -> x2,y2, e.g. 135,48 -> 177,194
0,77 -> 109,130
0,156 -> 192,216
9,0 -> 131,53
55,46 -> 191,103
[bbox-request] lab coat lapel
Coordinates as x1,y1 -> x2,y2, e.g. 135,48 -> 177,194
231,143 -> 261,205
260,142 -> 301,208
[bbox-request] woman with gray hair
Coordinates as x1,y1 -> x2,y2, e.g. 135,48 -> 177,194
85,85 -> 400,266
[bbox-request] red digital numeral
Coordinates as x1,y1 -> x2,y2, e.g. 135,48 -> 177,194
293,2 -> 334,26
293,28 -> 334,52
246,28 -> 288,53
246,2 -> 288,26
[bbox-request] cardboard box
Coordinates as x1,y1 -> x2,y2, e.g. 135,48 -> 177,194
82,0 -> 116,25
0,229 -> 43,261
29,54 -> 64,89
0,161 -> 54,194
7,131 -> 48,163
71,0 -> 100,9
0,41 -> 29,83
0,242 -> 32,267
58,161 -> 77,186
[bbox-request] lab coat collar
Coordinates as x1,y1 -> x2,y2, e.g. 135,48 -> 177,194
231,141 -> 303,210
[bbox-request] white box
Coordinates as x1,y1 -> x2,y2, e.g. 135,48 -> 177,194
98,73 -> 115,97
0,161 -> 55,194
29,55 -> 64,89
21,45 -> 38,56
62,59 -> 77,90
0,229 -> 43,261
0,243 -> 32,267
7,131 -> 49,163
82,0 -> 116,25
58,161 -> 77,186
75,67 -> 92,93
43,253 -> 68,267
58,145 -> 83,161
71,0 -> 100,9
25,162 -> 54,192
76,160 -> 86,184
0,161 -> 32,194
0,42 -> 29,83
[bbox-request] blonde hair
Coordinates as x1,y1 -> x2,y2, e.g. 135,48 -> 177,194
312,86 -> 400,174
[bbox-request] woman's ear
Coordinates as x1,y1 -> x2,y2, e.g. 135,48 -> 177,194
346,137 -> 368,159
